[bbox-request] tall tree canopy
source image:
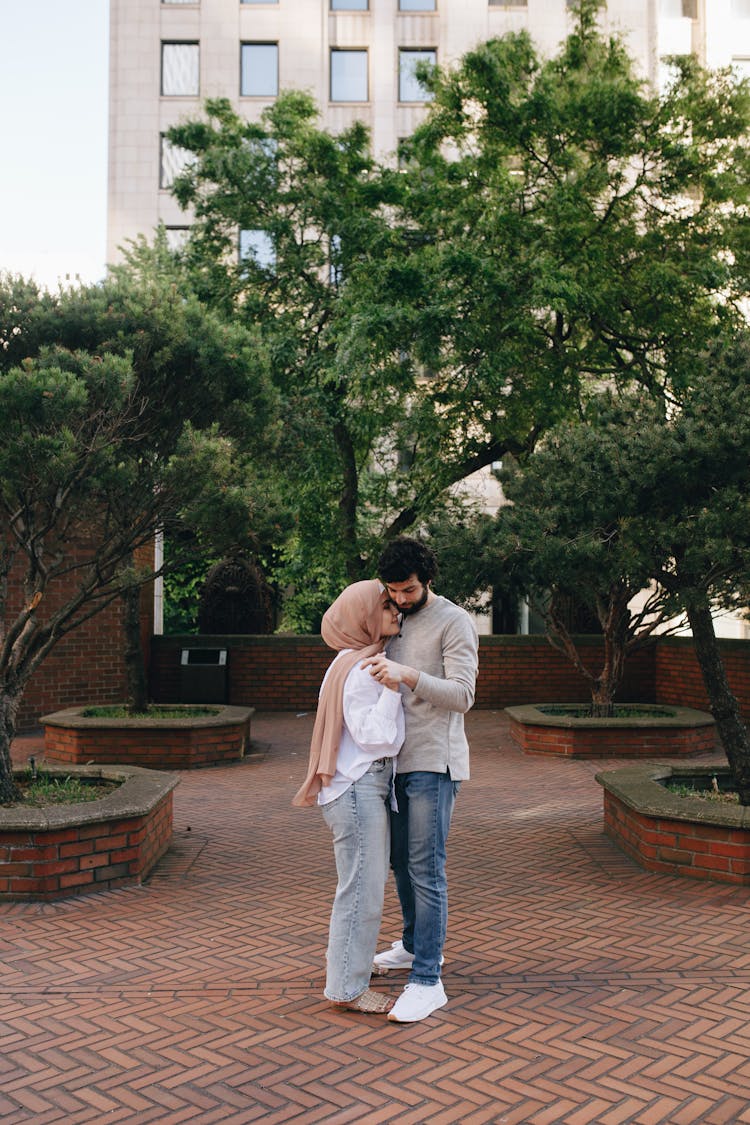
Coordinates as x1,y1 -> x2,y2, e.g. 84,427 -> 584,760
0,268 -> 277,799
166,0 -> 749,625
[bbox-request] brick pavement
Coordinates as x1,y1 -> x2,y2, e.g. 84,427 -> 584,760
3,710 -> 750,1125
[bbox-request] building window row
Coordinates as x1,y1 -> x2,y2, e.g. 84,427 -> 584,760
161,42 -> 435,101
161,1 -> 439,8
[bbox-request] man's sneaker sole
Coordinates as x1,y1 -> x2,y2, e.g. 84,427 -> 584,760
372,956 -> 445,975
387,983 -> 448,1023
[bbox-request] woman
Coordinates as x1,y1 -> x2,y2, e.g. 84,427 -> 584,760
293,579 -> 404,1014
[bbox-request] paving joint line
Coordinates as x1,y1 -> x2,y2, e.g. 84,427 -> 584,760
3,968 -> 750,1000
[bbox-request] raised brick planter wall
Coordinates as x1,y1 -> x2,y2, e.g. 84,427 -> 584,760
41,706 -> 255,770
0,764 -> 178,901
506,705 -> 716,758
598,764 -> 750,885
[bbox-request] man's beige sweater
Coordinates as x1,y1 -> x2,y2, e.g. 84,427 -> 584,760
385,595 -> 478,780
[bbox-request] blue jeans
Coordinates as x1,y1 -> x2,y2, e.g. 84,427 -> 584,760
321,760 -> 392,1002
390,770 -> 461,986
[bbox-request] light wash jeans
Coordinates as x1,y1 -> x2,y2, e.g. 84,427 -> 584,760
390,770 -> 461,986
321,759 -> 392,1002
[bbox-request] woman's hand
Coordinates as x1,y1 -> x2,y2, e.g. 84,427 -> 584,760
361,654 -> 417,691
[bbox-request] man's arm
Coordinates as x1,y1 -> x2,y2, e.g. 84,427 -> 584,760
361,615 -> 478,713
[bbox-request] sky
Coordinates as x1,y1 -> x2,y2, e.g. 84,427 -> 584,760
0,0 -> 109,291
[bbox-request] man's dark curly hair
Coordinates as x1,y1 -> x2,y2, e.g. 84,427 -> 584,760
377,537 -> 438,586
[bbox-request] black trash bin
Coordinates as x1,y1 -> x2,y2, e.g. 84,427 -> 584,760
179,648 -> 228,704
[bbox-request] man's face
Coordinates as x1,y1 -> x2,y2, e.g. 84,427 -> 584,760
384,573 -> 431,616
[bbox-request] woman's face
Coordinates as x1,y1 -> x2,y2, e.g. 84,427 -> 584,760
380,596 -> 401,639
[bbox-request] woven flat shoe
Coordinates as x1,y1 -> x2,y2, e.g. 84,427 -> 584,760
329,987 -> 394,1014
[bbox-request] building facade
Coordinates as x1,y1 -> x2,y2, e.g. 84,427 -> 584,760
107,0 -> 750,639
107,0 -> 750,270
108,0 -> 642,263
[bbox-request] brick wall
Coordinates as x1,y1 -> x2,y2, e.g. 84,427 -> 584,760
7,543 -> 154,731
149,632 -> 745,714
13,608 -> 750,731
0,792 -> 174,900
654,636 -> 750,716
603,791 -> 750,884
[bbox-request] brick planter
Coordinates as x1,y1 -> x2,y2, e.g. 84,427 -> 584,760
41,704 -> 256,770
0,763 -> 178,901
505,704 -> 715,758
597,763 -> 750,885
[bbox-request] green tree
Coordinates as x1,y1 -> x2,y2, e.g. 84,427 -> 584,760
640,334 -> 750,803
165,1 -> 749,626
167,92 -> 408,614
483,332 -> 750,795
485,394 -> 682,715
0,270 -> 277,801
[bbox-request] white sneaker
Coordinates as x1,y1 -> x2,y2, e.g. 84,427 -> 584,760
387,981 -> 448,1023
372,940 -> 414,974
372,941 -> 445,975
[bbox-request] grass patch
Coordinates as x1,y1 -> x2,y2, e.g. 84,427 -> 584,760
539,705 -> 677,719
81,705 -> 219,719
664,775 -> 740,805
7,772 -> 121,808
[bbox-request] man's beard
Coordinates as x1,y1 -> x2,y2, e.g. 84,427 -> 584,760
399,586 -> 430,616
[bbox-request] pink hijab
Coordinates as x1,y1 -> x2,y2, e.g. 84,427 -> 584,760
292,579 -> 387,808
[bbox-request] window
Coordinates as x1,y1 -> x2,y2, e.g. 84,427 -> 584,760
161,43 -> 200,96
165,227 -> 190,251
160,136 -> 195,189
658,56 -> 687,91
239,229 -> 275,270
398,49 -> 435,103
241,43 -> 279,97
329,234 -> 343,286
241,0 -> 279,4
399,0 -> 436,9
659,0 -> 697,15
489,0 -> 527,6
162,0 -> 197,5
331,0 -> 368,8
330,49 -> 368,102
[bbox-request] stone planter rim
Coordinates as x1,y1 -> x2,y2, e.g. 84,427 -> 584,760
3,763 -> 179,831
595,761 -> 750,830
505,703 -> 715,730
40,703 -> 254,732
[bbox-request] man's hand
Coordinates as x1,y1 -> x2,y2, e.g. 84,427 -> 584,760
361,654 -> 418,691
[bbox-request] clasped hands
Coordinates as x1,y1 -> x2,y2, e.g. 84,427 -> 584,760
361,653 -> 416,692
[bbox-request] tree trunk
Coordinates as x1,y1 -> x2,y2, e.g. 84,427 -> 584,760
685,595 -> 750,805
589,685 -> 615,718
123,585 -> 149,714
333,420 -> 364,582
0,691 -> 22,804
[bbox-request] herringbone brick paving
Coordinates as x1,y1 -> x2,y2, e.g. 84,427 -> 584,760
4,711 -> 750,1124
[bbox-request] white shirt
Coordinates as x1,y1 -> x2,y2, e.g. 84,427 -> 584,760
317,651 -> 405,806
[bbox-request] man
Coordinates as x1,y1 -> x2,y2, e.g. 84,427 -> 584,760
362,537 -> 478,1023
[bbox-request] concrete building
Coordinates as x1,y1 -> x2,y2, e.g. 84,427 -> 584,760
107,0 -> 750,267
107,0 -> 750,638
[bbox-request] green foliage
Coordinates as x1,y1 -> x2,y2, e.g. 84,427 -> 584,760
481,328 -> 750,707
11,772 -> 120,808
162,547 -> 216,634
158,8 -> 749,625
0,265 -> 281,791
